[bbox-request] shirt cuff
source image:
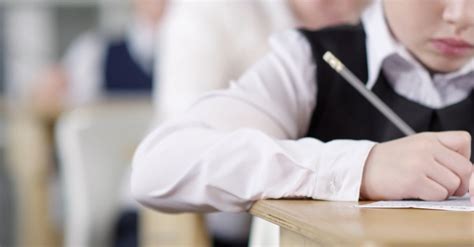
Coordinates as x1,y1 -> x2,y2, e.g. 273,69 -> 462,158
311,140 -> 376,201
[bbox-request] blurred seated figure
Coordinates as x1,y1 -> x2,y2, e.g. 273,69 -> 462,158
32,0 -> 166,118
155,0 -> 370,246
56,100 -> 154,247
28,0 -> 167,246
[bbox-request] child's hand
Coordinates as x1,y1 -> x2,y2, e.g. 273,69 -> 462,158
360,131 -> 472,201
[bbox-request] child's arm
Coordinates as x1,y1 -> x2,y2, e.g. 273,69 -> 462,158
131,30 -> 375,212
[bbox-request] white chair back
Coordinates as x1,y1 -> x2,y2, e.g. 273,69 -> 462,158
56,100 -> 153,247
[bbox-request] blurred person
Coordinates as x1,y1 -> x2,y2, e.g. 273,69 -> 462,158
29,0 -> 167,246
157,0 -> 370,120
32,0 -> 167,117
155,0 -> 370,246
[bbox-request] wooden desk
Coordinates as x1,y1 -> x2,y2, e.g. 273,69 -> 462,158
250,199 -> 474,246
6,112 -> 60,246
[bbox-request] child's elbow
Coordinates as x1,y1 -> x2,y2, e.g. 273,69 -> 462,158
130,152 -> 154,206
130,148 -> 167,211
130,145 -> 191,213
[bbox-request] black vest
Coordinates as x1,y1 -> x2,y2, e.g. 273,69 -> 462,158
103,39 -> 153,93
300,25 -> 474,157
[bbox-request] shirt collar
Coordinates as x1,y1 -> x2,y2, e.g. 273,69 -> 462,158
361,0 -> 474,89
361,0 -> 398,89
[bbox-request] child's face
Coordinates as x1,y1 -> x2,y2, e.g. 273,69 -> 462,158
384,0 -> 474,73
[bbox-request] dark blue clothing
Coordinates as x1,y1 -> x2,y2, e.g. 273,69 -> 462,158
113,210 -> 139,247
103,39 -> 153,93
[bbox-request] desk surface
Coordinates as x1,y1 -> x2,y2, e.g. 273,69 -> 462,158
250,199 -> 474,246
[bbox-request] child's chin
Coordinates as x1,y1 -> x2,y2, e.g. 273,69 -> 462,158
422,55 -> 469,74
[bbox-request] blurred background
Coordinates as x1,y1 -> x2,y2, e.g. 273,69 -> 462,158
0,1 -> 152,246
0,0 -> 369,246
0,0 -> 275,246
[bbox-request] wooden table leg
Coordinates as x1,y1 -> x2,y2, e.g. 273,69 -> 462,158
140,208 -> 210,247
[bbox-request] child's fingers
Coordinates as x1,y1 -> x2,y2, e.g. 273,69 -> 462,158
433,143 -> 471,196
428,161 -> 462,196
435,131 -> 471,159
415,177 -> 449,201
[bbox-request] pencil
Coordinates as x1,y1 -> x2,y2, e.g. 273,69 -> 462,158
322,51 -> 416,136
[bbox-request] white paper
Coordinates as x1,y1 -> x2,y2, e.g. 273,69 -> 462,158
358,196 -> 474,212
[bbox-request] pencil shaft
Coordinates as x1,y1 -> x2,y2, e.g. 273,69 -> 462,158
339,68 -> 416,136
323,51 -> 415,136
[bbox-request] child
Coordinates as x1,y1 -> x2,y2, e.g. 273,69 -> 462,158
157,1 -> 371,245
131,0 -> 474,216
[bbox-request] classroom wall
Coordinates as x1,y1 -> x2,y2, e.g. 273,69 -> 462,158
4,2 -> 56,105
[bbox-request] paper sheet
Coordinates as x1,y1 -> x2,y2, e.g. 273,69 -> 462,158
358,196 -> 474,212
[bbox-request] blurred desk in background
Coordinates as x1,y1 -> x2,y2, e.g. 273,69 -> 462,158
6,110 -> 61,247
55,98 -> 211,247
57,99 -> 152,247
250,199 -> 474,246
0,97 -> 15,247
4,97 -> 212,247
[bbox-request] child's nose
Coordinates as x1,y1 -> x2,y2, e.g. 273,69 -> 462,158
442,0 -> 474,34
